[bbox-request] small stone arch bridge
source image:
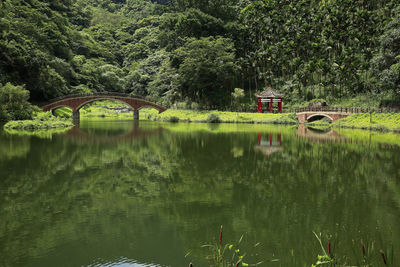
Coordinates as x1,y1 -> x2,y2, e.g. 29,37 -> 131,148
295,107 -> 360,123
41,92 -> 167,121
296,112 -> 349,123
295,106 -> 396,123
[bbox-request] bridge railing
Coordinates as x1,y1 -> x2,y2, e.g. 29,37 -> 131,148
290,106 -> 400,114
43,92 -> 147,105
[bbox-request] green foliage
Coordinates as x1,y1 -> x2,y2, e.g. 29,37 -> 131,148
172,36 -> 237,107
4,127 -> 72,139
172,101 -> 190,110
231,88 -> 245,111
240,0 -> 398,102
168,116 -> 179,122
0,83 -> 33,122
311,232 -> 395,267
198,226 -> 262,267
4,112 -> 73,130
334,112 -> 400,131
126,50 -> 169,96
0,0 -> 399,110
150,109 -> 298,124
370,6 -> 400,97
191,102 -> 200,110
207,113 -> 221,123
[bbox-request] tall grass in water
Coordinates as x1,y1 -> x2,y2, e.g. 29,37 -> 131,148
188,225 -> 263,267
189,229 -> 394,266
311,232 -> 394,266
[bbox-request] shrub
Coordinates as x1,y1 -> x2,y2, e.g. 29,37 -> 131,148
0,109 -> 10,122
168,116 -> 179,122
4,111 -> 73,130
191,102 -> 200,110
174,101 -> 189,110
231,88 -> 245,111
306,91 -> 314,101
207,113 -> 221,123
0,82 -> 33,122
307,98 -> 327,109
371,124 -> 389,132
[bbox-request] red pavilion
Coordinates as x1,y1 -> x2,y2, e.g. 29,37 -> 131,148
255,87 -> 285,113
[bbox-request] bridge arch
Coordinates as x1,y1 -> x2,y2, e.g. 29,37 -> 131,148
41,93 -> 167,121
306,113 -> 334,123
50,105 -> 72,111
50,105 -> 73,117
137,105 -> 161,111
75,98 -> 134,112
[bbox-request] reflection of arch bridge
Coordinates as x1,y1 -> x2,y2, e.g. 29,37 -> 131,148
296,112 -> 349,123
296,124 -> 346,144
41,92 -> 167,121
66,122 -> 164,144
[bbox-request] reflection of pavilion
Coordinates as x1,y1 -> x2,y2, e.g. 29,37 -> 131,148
254,133 -> 283,156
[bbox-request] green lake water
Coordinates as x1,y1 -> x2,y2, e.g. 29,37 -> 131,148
1,121 -> 400,266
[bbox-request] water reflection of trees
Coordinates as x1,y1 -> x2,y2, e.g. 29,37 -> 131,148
0,134 -> 30,160
0,126 -> 400,266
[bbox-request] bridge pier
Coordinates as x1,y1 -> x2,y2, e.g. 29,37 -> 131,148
297,113 -> 307,124
133,110 -> 139,121
72,110 -> 80,123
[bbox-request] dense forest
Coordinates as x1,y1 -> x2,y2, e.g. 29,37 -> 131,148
0,0 -> 399,110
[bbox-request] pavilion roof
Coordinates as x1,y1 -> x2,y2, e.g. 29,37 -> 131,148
255,87 -> 285,98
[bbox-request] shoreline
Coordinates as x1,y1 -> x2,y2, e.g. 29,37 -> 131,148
4,107 -> 400,135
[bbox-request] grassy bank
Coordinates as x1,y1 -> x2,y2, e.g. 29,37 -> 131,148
53,101 -> 400,133
145,109 -> 298,124
333,113 -> 400,132
4,112 -> 73,130
55,102 -> 298,124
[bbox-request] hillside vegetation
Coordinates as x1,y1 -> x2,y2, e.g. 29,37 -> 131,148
1,0 -> 399,112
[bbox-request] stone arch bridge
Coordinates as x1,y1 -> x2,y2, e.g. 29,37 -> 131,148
294,107 -> 361,123
296,111 -> 349,123
41,92 -> 167,121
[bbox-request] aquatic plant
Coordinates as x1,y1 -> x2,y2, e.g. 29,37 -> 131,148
188,226 -> 263,267
311,232 -> 395,267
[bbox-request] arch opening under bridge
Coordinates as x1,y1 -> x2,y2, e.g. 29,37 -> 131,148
306,114 -> 334,123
